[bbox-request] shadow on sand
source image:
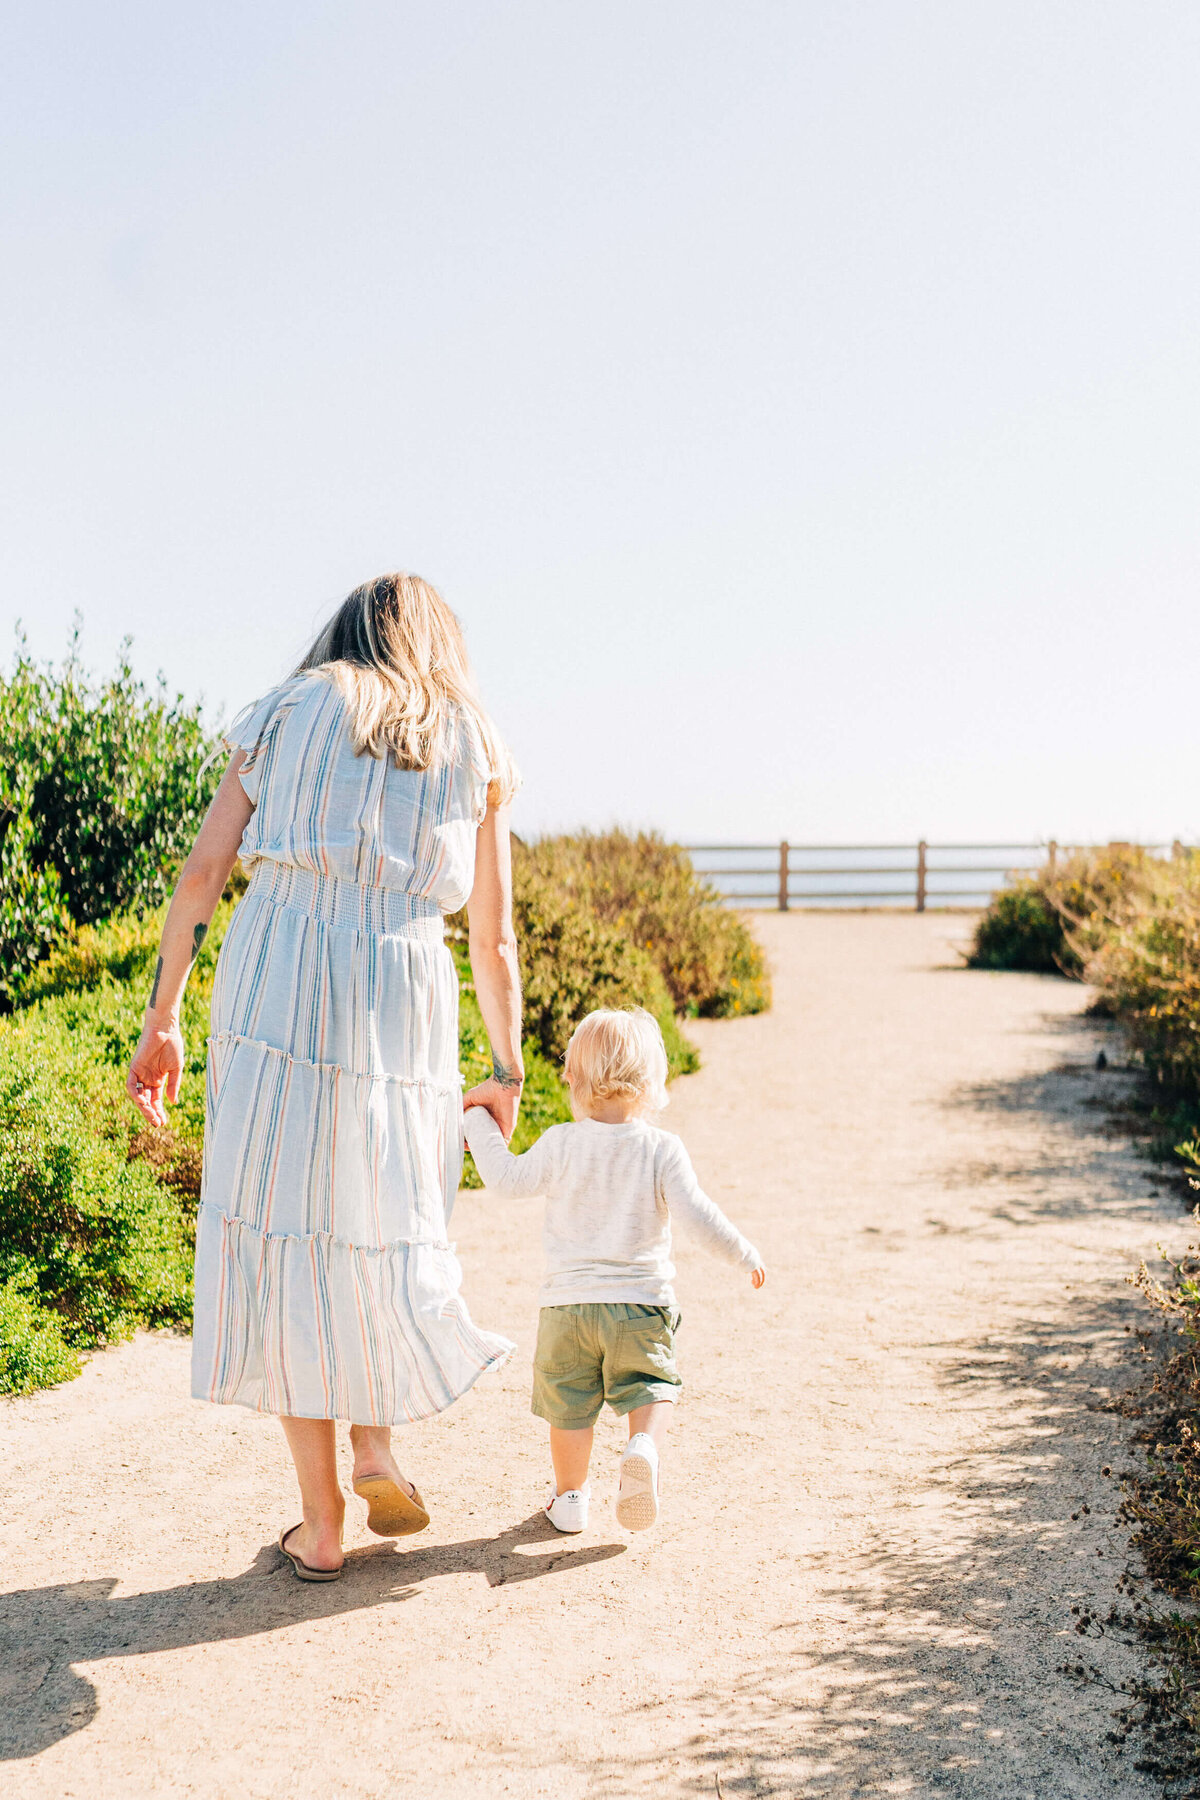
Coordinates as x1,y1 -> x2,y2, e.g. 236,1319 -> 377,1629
0,1511 -> 624,1763
579,1009 -> 1169,1797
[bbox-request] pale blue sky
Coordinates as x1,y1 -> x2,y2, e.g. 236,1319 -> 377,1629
3,3 -> 1198,843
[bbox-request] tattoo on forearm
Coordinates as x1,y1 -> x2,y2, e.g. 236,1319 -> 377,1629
492,1056 -> 522,1091
148,920 -> 207,1015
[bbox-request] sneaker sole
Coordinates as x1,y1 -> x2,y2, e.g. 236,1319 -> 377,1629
616,1452 -> 658,1531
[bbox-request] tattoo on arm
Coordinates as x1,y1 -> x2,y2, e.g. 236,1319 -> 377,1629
491,1056 -> 523,1090
148,920 -> 207,1014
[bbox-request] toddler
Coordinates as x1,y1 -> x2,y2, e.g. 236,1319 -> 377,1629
463,1007 -> 765,1533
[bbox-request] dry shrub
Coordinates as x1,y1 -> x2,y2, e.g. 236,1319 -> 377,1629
127,1125 -> 204,1206
968,845 -> 1162,977
449,853 -> 699,1077
1122,1247 -> 1200,1593
519,830 -> 770,1018
1049,845 -> 1162,968
969,847 -> 1200,1107
1082,1246 -> 1200,1787
1062,851 -> 1200,1103
974,850 -> 1200,1780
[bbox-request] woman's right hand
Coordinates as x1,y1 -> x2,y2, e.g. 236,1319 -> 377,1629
463,1077 -> 523,1143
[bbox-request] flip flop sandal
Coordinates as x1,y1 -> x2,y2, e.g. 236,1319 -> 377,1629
278,1524 -> 343,1582
353,1474 -> 431,1537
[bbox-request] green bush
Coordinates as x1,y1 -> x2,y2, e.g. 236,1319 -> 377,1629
967,881 -> 1068,973
510,863 -> 699,1073
521,830 -> 770,1018
970,844 -> 1200,1114
0,1038 -> 192,1358
20,905 -> 171,1003
0,795 -> 69,1007
967,846 -> 1162,978
0,1275 -> 81,1395
0,628 -> 220,1004
12,896 -> 233,1172
0,901 -> 226,1391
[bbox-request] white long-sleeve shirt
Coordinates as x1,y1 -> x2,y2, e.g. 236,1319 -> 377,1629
463,1109 -> 762,1309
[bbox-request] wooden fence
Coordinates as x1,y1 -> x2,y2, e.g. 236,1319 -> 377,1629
685,841 -> 1187,912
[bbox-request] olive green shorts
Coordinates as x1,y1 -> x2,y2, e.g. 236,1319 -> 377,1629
531,1302 -> 683,1429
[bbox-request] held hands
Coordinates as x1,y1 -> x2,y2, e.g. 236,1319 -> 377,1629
127,1021 -> 185,1128
751,1266 -> 767,1289
463,1077 -> 522,1143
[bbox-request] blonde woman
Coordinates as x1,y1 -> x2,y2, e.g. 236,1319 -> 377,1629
126,574 -> 522,1580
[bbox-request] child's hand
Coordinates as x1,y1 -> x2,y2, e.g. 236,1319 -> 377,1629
463,1077 -> 521,1143
751,1266 -> 766,1289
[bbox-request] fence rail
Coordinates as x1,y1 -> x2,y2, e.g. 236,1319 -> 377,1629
685,841 -> 1189,912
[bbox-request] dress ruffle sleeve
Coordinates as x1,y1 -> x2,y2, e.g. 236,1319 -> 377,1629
455,712 -> 495,825
222,675 -> 311,805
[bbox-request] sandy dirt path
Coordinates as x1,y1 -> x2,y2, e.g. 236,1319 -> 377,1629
2,913 -> 1190,1798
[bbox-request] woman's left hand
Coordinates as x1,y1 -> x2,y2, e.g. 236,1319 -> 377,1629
127,1022 -> 185,1128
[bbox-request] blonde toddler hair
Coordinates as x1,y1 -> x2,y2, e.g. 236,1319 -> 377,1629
563,1008 -> 670,1116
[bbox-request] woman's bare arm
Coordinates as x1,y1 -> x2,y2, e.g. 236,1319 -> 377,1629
126,755 -> 253,1127
462,801 -> 524,1140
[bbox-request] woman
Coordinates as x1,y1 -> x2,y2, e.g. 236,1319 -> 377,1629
127,573 -> 523,1581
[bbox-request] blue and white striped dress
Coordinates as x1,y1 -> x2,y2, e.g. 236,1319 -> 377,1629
191,670 -> 515,1423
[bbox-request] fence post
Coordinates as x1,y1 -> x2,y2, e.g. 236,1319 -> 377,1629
778,840 -> 789,912
1047,839 -> 1057,875
915,841 -> 927,913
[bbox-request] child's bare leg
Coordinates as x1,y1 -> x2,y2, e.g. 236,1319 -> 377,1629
549,1425 -> 594,1493
627,1400 -> 672,1448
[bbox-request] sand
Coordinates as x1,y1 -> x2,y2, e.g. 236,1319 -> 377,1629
1,911 -> 1189,1798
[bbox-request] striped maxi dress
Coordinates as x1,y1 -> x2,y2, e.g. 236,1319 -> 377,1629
191,670 -> 514,1423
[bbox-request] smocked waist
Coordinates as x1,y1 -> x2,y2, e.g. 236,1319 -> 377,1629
244,858 -> 445,939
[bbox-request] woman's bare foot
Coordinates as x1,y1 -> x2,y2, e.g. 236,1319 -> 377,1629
277,1417 -> 345,1570
282,1505 -> 344,1573
349,1423 -> 417,1499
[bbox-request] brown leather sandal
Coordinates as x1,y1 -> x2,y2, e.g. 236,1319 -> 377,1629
353,1474 -> 431,1537
278,1524 -> 343,1581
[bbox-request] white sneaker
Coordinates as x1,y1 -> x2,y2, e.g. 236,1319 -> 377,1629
545,1483 -> 590,1533
616,1433 -> 660,1531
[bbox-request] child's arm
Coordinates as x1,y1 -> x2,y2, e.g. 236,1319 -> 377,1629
463,1106 -> 554,1198
659,1138 -> 764,1277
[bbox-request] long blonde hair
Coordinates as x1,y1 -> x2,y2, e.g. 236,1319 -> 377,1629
296,572 -> 517,805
